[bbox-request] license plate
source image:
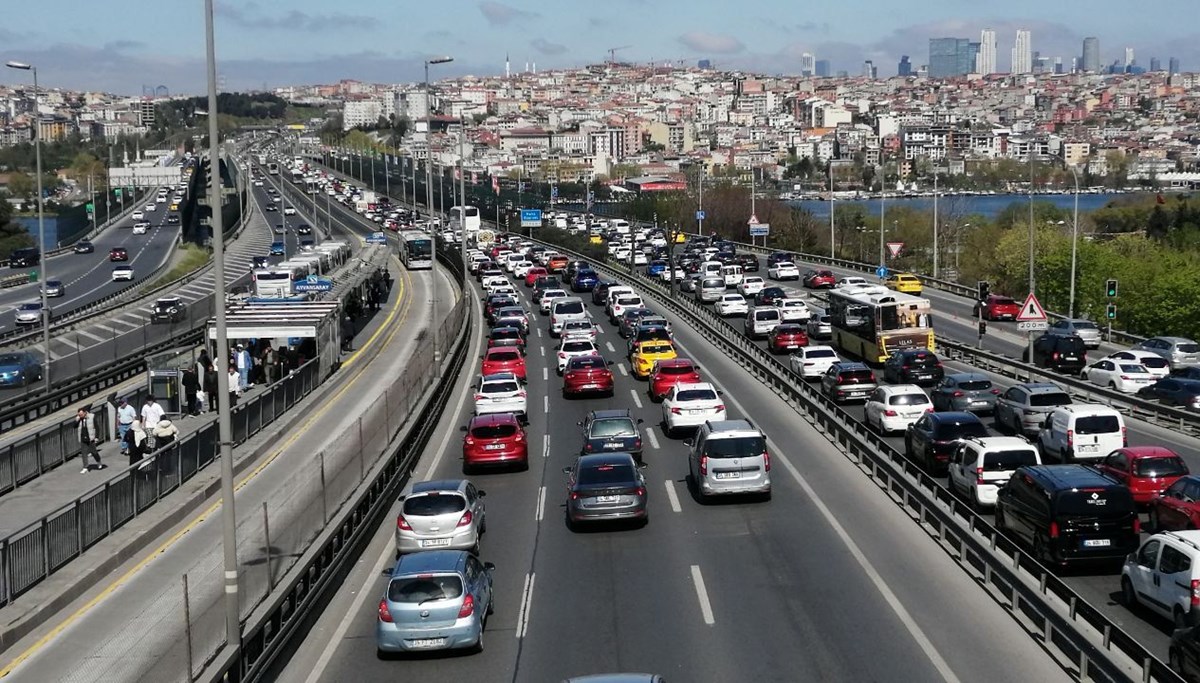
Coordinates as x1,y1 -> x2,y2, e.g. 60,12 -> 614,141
604,443 -> 622,449
410,638 -> 446,648
421,538 -> 451,547
1083,539 -> 1111,548
848,391 -> 867,398
689,409 -> 705,415
714,471 -> 741,479
595,495 -> 619,503
485,444 -> 505,450
1078,445 -> 1099,453
784,344 -> 798,349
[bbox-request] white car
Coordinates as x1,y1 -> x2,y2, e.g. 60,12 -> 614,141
132,222 -> 149,235
714,294 -> 749,317
491,285 -> 517,299
778,298 -> 811,322
283,206 -> 296,216
474,373 -> 527,418
661,382 -> 726,436
1103,350 -> 1171,379
556,340 -> 599,374
253,179 -> 264,187
864,384 -> 932,434
132,210 -> 144,220
629,251 -> 648,266
768,262 -> 800,280
1082,359 -> 1156,393
788,345 -> 840,379
737,276 -> 766,297
482,276 -> 510,295
946,436 -> 1040,508
144,203 -> 156,212
609,294 -> 644,322
13,302 -> 42,325
512,261 -> 535,278
539,289 -> 569,314
156,195 -> 167,203
111,265 -> 134,281
835,276 -> 870,289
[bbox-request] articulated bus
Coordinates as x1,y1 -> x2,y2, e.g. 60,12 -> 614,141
825,286 -> 935,363
400,232 -> 433,270
451,205 -> 481,235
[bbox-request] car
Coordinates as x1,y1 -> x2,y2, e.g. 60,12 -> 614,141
481,347 -> 526,381
493,308 -> 530,336
777,298 -> 811,322
524,267 -> 549,288
834,275 -> 871,289
166,213 -> 180,224
767,323 -> 808,353
559,319 -> 597,343
283,206 -> 296,215
13,302 -> 43,325
630,340 -> 677,380
1135,337 -> 1200,369
487,326 -> 526,353
1169,625 -> 1200,682
686,419 -> 772,502
753,286 -> 787,308
144,203 -> 156,212
572,269 -> 599,292
132,210 -> 144,220
111,265 -> 134,281
994,382 -> 1074,437
562,355 -> 614,397
41,280 -> 65,298
274,224 -> 287,234
1123,531 -> 1200,631
768,261 -> 800,281
1082,358 -> 1156,393
132,222 -> 149,235
579,409 -> 644,461
884,273 -> 922,294
646,260 -> 668,278
375,549 -> 493,655
1096,447 -> 1188,506
974,294 -> 1021,321
617,307 -> 656,339
264,203 -> 278,212
1045,318 -> 1103,349
627,251 -> 649,267
737,276 -> 766,297
150,296 -> 186,324
109,247 -> 129,261
556,339 -> 600,374
766,251 -> 794,267
1151,476 -> 1200,532
269,241 -> 285,256
484,295 -> 518,324
626,325 -> 671,360
73,240 -> 94,254
714,293 -> 748,318
864,384 -> 933,434
296,224 -> 312,235
0,351 -> 42,386
1036,404 -> 1127,463
591,281 -> 615,306
299,239 -> 315,251
608,292 -> 644,324
463,412 -> 528,472
788,345 -> 839,379
603,285 -> 635,317
802,269 -> 836,288
821,362 -> 878,404
563,453 -> 648,529
1026,333 -> 1087,375
947,436 -> 1042,508
661,382 -> 726,436
474,373 -> 527,418
806,311 -> 832,340
155,194 -> 167,203
734,253 -> 759,272
394,479 -> 487,556
1104,350 -> 1171,379
882,349 -> 944,387
1138,377 -> 1200,411
930,372 -> 999,413
904,411 -> 989,474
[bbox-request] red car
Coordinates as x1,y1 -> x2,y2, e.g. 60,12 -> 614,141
1151,474 -> 1200,531
462,412 -> 528,472
489,245 -> 512,260
109,247 -> 129,262
1097,446 -> 1189,505
803,269 -> 835,288
562,355 -> 614,397
649,358 -> 702,400
768,324 -> 809,353
975,294 -> 1021,321
481,347 -> 526,381
547,255 -> 569,273
524,267 -> 549,287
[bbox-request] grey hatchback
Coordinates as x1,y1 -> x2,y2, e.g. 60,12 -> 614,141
564,453 -> 648,529
375,550 -> 494,656
930,372 -> 999,413
395,480 -> 487,557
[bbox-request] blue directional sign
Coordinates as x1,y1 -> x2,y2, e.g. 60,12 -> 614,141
519,208 -> 543,228
294,275 -> 333,293
550,186 -> 558,199
366,231 -> 388,245
876,265 -> 889,278
696,210 -> 706,221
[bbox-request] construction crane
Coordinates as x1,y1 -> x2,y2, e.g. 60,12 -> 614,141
606,45 -> 632,63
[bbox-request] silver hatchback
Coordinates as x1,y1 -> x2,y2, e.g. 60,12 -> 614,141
930,372 -> 999,413
1136,336 -> 1200,369
564,453 -> 648,528
1046,318 -> 1102,348
395,480 -> 486,557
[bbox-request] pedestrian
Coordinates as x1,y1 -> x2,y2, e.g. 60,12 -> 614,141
153,418 -> 179,447
235,343 -> 253,390
77,405 -> 105,473
227,366 -> 242,406
115,397 -> 136,453
263,344 -> 278,385
197,348 -> 212,376
204,367 -> 218,412
141,395 -> 164,428
181,368 -> 200,416
123,419 -> 147,467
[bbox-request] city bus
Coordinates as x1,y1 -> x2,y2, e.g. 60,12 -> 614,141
252,265 -> 308,298
825,286 -> 935,363
451,205 -> 481,235
267,162 -> 279,175
400,232 -> 433,270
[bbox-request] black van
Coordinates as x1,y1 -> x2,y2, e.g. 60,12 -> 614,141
1028,333 -> 1087,375
9,247 -> 39,268
995,464 -> 1139,566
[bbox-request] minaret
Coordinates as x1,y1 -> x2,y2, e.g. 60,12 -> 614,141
532,62 -> 536,74
525,61 -> 529,73
505,53 -> 510,80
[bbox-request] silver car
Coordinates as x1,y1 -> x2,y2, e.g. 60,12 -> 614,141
930,372 -> 999,413
395,480 -> 486,557
1135,336 -> 1200,369
375,550 -> 493,655
993,382 -> 1073,436
1045,318 -> 1102,348
564,453 -> 648,529
806,311 -> 832,340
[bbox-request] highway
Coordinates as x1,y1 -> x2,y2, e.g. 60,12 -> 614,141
276,261 -> 1072,683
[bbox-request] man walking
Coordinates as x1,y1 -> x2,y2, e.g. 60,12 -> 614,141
77,405 -> 105,473
181,368 -> 200,416
115,397 -> 136,454
141,395 -> 164,428
235,343 -> 252,390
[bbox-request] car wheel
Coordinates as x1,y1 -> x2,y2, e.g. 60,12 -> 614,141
1121,577 -> 1138,607
471,621 -> 485,654
1176,607 -> 1190,631
1150,508 -> 1162,531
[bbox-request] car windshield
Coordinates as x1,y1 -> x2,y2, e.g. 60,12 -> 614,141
562,342 -> 593,353
482,381 -> 519,393
590,418 -> 636,437
641,344 -> 672,355
1134,457 -> 1188,478
488,351 -> 519,361
388,575 -> 463,603
1076,415 -> 1120,434
703,436 -> 766,459
577,463 -> 636,486
933,420 -> 989,440
471,423 -> 518,438
957,380 -> 992,391
1029,392 -> 1072,407
1055,489 -> 1134,517
982,449 -> 1039,471
889,393 -> 929,406
555,301 -> 585,315
676,389 -> 718,402
402,493 -> 466,516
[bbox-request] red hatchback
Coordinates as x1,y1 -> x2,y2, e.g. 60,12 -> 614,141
976,294 -> 1021,321
1097,446 -> 1189,505
562,355 -> 614,397
463,412 -> 528,472
481,347 -> 526,381
524,267 -> 549,287
649,358 -> 702,401
109,247 -> 129,262
768,324 -> 809,354
803,270 -> 835,288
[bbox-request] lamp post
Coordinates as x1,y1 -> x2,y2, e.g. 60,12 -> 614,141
458,113 -> 467,270
7,60 -> 50,391
1067,165 -> 1080,318
1027,150 -> 1037,372
932,170 -> 939,278
829,162 -> 835,259
424,55 -> 452,362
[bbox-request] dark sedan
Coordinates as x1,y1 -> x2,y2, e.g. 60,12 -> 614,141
883,349 -> 945,387
564,453 -> 648,529
1138,377 -> 1200,411
754,287 -> 788,307
734,253 -> 759,272
904,411 -> 989,473
74,240 -> 94,254
592,281 -> 615,306
579,409 -> 644,462
767,251 -> 794,266
572,269 -> 599,293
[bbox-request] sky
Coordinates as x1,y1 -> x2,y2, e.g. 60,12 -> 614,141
3,0 -> 1199,96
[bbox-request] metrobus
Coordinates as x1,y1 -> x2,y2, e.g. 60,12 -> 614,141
267,162 -> 279,175
451,205 -> 481,235
825,286 -> 935,363
253,267 -> 303,298
400,232 -> 433,270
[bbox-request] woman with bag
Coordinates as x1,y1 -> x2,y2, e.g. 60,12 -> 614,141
123,419 -> 148,467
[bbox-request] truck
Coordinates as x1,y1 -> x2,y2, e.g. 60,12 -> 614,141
355,190 -> 378,214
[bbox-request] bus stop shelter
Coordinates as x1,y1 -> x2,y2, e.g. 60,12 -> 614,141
206,301 -> 342,376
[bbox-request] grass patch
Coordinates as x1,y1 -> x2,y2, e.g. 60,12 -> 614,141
150,243 -> 211,289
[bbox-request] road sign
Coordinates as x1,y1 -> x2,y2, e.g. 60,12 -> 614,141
695,210 -> 706,221
365,231 -> 388,245
86,202 -> 95,214
476,229 -> 495,245
876,265 -> 888,278
886,241 -> 904,258
749,223 -> 770,237
1017,321 -> 1049,331
1016,292 -> 1047,321
114,188 -> 123,198
519,208 -> 542,228
747,214 -> 759,225
294,275 -> 333,293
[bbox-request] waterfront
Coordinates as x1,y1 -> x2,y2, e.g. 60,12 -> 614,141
15,217 -> 60,245
791,192 -> 1138,220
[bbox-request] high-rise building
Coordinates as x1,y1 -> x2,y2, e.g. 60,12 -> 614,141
1012,30 -> 1032,74
1082,37 -> 1100,72
1170,57 -> 1180,75
697,59 -> 712,69
800,52 -> 815,77
1054,57 -> 1064,74
976,29 -> 997,74
1150,57 -> 1162,72
929,38 -> 978,78
815,59 -> 831,78
862,60 -> 877,79
897,55 -> 912,77
1125,47 -> 1135,68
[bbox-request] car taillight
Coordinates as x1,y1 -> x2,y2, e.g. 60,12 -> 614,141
976,466 -> 985,485
1120,375 -> 1132,381
515,431 -> 524,441
458,594 -> 475,618
1190,579 -> 1200,608
670,407 -> 682,414
1049,521 -> 1059,539
464,437 -> 476,446
457,510 -> 474,527
715,404 -> 725,412
952,391 -> 964,397
1052,352 -> 1060,360
902,364 -> 910,370
634,486 -> 646,496
1122,426 -> 1128,447
1067,429 -> 1074,448
699,455 -> 709,475
473,393 -> 484,400
397,516 -> 412,531
991,388 -> 1001,395
634,438 -> 642,449
517,390 -> 527,397
378,599 -> 394,623
884,409 -> 898,416
584,443 -> 593,452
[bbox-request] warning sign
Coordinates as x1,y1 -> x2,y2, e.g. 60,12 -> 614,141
1016,292 -> 1047,322
886,241 -> 904,258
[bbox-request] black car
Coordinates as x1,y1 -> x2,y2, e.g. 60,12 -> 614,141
1171,366 -> 1200,381
166,213 -> 180,224
251,256 -> 270,268
617,308 -> 656,338
579,409 -> 644,462
484,295 -> 518,324
883,349 -> 945,386
9,247 -> 39,268
820,361 -> 878,403
1138,377 -> 1200,411
1026,333 -> 1087,375
150,296 -> 186,324
734,254 -> 759,272
74,241 -> 95,254
753,287 -> 788,307
1169,626 -> 1200,682
904,411 -> 989,474
767,251 -> 794,266
265,203 -> 278,212
592,281 -> 615,306
296,224 -> 312,235
626,325 -> 671,359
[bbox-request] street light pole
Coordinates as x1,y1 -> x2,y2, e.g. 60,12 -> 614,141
7,60 -> 50,391
424,55 -> 453,363
697,166 -> 704,237
458,113 -> 467,269
932,170 -> 939,278
879,194 -> 886,267
829,162 -> 835,259
1027,149 -> 1037,371
1068,166 -> 1080,318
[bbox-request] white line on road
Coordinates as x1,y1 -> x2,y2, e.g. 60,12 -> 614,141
646,428 -> 660,450
690,565 -> 715,625
543,395 -> 549,413
630,389 -> 643,409
515,572 -> 536,639
535,486 -> 546,521
540,346 -> 545,357
664,479 -> 682,512
536,328 -> 542,338
605,341 -> 616,353
542,367 -> 548,382
617,364 -> 628,377
543,434 -> 550,458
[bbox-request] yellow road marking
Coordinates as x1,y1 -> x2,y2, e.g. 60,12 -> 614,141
0,260 -> 419,678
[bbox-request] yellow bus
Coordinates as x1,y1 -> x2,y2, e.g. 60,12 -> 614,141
826,286 -> 934,363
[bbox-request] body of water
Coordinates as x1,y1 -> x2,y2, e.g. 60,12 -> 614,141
15,216 -> 60,245
790,193 -> 1131,221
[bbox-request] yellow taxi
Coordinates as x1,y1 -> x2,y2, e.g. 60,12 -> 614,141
589,233 -> 604,245
630,340 -> 678,379
885,272 -> 923,294
672,231 -> 686,244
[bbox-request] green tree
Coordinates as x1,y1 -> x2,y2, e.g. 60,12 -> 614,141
0,198 -> 35,258
6,172 -> 34,201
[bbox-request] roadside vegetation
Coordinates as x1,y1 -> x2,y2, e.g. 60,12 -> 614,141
150,243 -> 211,289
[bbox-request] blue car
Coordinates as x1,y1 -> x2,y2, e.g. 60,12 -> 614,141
269,241 -> 285,256
646,260 -> 668,278
0,352 -> 42,387
572,269 -> 599,292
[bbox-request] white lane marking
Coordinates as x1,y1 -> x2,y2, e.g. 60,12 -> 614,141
605,341 -> 616,353
535,486 -> 546,521
646,428 -> 660,450
543,395 -> 549,413
542,367 -> 548,382
630,389 -> 643,409
543,434 -> 550,458
540,346 -> 545,357
617,364 -> 628,377
536,328 -> 542,338
690,565 -> 715,625
664,479 -> 682,512
515,572 -> 536,639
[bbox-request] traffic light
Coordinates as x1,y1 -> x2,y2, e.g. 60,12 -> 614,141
1106,279 -> 1118,297
977,280 -> 990,302
1106,303 -> 1117,320
978,321 -> 987,337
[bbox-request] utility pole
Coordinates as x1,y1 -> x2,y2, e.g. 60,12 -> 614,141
458,113 -> 467,268
829,162 -> 835,258
697,166 -> 704,237
932,170 -> 939,278
750,166 -> 756,247
1027,148 -> 1036,376
879,194 -> 886,267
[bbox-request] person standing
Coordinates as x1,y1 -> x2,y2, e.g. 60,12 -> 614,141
196,348 -> 212,377
123,419 -> 147,467
227,365 -> 242,406
77,405 -> 105,473
153,418 -> 179,447
235,344 -> 252,390
115,397 -> 136,453
181,368 -> 200,416
262,343 -> 278,385
204,365 -> 219,412
141,395 -> 164,428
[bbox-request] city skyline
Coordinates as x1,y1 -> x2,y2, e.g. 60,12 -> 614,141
1,0 -> 1198,94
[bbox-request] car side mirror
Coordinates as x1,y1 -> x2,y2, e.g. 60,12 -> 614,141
477,490 -> 486,497
380,566 -> 394,577
716,389 -> 724,396
636,418 -> 644,424
606,359 -> 614,366
562,466 -> 573,474
638,462 -> 649,470
576,420 -> 583,426
484,562 -> 496,572
683,439 -> 694,447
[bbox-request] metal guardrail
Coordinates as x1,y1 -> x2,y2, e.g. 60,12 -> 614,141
534,236 -> 1182,683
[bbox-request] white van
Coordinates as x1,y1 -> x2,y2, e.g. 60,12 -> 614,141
687,419 -> 771,501
609,219 -> 631,234
1036,405 -> 1127,463
697,276 -> 726,304
946,436 -> 1041,508
701,261 -> 723,278
721,264 -> 744,288
549,297 -> 589,336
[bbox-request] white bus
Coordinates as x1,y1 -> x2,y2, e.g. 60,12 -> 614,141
253,268 -> 300,298
451,205 -> 481,235
400,232 -> 433,270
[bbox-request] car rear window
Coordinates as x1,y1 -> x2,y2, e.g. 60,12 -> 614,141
1140,357 -> 1169,368
569,357 -> 606,370
641,344 -> 672,355
591,419 -> 636,437
958,380 -> 992,391
889,393 -> 929,406
471,423 -> 518,438
388,575 -> 464,603
482,381 -> 519,393
1029,392 -> 1072,407
904,353 -> 938,367
807,349 -> 837,359
1075,415 -> 1120,434
658,364 -> 694,375
554,301 -> 585,315
994,297 -> 1016,305
839,370 -> 874,382
703,435 -> 767,459
1073,321 -> 1099,330
702,279 -> 724,288
676,389 -> 718,402
489,351 -> 520,361
1178,343 -> 1200,353
1055,489 -> 1135,517
982,449 -> 1039,471
492,328 -> 520,338
1134,457 -> 1188,478
403,493 -> 466,516
562,342 -> 593,353
933,421 -> 990,440
616,296 -> 641,306
577,463 -> 636,486
755,309 -> 780,320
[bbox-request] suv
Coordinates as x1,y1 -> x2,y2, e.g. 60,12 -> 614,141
1122,531 -> 1200,629
473,373 -> 527,419
686,419 -> 771,501
150,296 -> 186,324
8,247 -> 39,268
549,296 -> 588,336
882,349 -> 944,386
995,464 -> 1140,566
820,362 -> 878,404
1136,337 -> 1200,369
394,479 -> 487,557
994,382 -> 1073,436
1027,333 -> 1087,375
579,409 -> 644,462
864,384 -> 932,435
946,436 -> 1041,508
375,550 -> 494,655
904,411 -> 989,474
1036,404 -> 1127,463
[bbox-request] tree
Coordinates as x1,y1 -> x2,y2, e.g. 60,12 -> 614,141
6,171 -> 34,201
0,198 -> 35,258
1147,204 -> 1172,240
610,163 -> 642,180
